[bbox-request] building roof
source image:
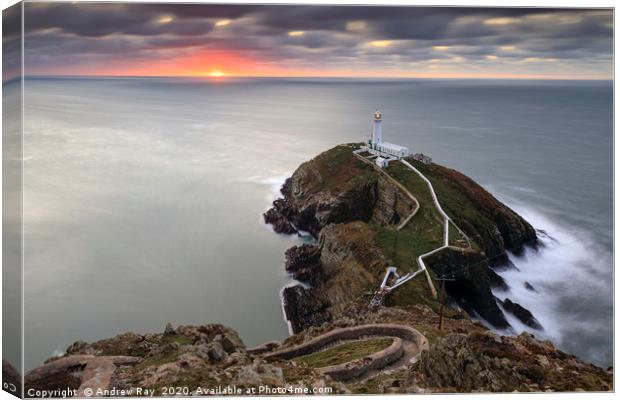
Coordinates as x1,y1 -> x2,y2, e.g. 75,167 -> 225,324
379,142 -> 409,152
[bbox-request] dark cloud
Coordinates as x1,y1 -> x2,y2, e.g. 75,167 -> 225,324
16,3 -> 613,78
2,2 -> 22,82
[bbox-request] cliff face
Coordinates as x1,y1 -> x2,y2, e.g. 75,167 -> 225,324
283,221 -> 389,333
265,145 -> 538,332
419,163 -> 537,258
424,248 -> 510,329
264,145 -> 416,237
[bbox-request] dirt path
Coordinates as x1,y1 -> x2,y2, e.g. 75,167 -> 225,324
352,152 -> 420,231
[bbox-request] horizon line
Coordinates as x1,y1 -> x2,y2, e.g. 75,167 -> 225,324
16,73 -> 613,82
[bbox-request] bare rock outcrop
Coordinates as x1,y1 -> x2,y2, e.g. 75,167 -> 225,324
501,299 -> 543,330
282,222 -> 389,333
419,331 -> 612,392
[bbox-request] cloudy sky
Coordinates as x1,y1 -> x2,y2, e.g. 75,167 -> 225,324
6,3 -> 615,79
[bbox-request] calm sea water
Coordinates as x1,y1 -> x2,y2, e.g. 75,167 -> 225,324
21,77 -> 612,370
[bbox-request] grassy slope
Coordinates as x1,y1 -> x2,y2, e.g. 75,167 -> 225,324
313,147 -> 468,314
372,161 -> 446,311
294,338 -> 393,368
373,161 -> 444,268
405,159 -> 490,252
315,144 -> 377,192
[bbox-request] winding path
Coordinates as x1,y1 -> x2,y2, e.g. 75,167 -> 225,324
263,324 -> 428,382
352,151 -> 420,231
378,160 -> 474,297
354,149 -> 473,301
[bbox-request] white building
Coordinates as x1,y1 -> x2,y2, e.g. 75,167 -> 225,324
375,156 -> 389,168
368,110 -> 410,158
376,142 -> 410,158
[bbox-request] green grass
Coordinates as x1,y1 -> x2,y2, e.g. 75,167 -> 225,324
369,161 -> 449,310
294,338 -> 393,368
383,162 -> 444,249
405,159 -> 489,251
383,269 -> 438,310
373,160 -> 445,274
373,226 -> 441,271
314,145 -> 377,191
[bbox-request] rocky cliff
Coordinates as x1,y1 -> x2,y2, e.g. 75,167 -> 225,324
417,162 -> 537,258
23,305 -> 611,396
264,144 -> 416,237
265,144 -> 538,332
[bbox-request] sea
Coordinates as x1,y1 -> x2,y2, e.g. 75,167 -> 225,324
15,77 -> 612,371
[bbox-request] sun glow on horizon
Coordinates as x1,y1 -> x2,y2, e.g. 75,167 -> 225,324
484,17 -> 522,26
207,70 -> 225,78
157,15 -> 174,24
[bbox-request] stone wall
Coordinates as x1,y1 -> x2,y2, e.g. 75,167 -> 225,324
263,324 -> 428,381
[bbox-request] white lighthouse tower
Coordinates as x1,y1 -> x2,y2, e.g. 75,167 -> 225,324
362,109 -> 410,162
372,109 -> 383,146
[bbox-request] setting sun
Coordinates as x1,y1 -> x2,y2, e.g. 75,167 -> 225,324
208,70 -> 225,78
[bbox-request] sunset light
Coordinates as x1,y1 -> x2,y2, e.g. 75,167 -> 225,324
14,4 -> 612,80
484,17 -> 522,26
157,15 -> 173,24
369,40 -> 392,48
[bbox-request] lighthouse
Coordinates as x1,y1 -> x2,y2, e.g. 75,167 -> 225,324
372,109 -> 383,146
364,110 -> 410,160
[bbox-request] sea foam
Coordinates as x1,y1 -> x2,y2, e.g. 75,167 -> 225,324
491,205 -> 612,366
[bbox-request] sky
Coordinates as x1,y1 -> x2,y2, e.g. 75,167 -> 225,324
3,3 -> 614,79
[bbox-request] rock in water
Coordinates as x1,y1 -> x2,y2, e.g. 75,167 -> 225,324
501,299 -> 543,330
524,282 -> 537,292
264,205 -> 297,234
282,285 -> 331,333
488,269 -> 509,291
